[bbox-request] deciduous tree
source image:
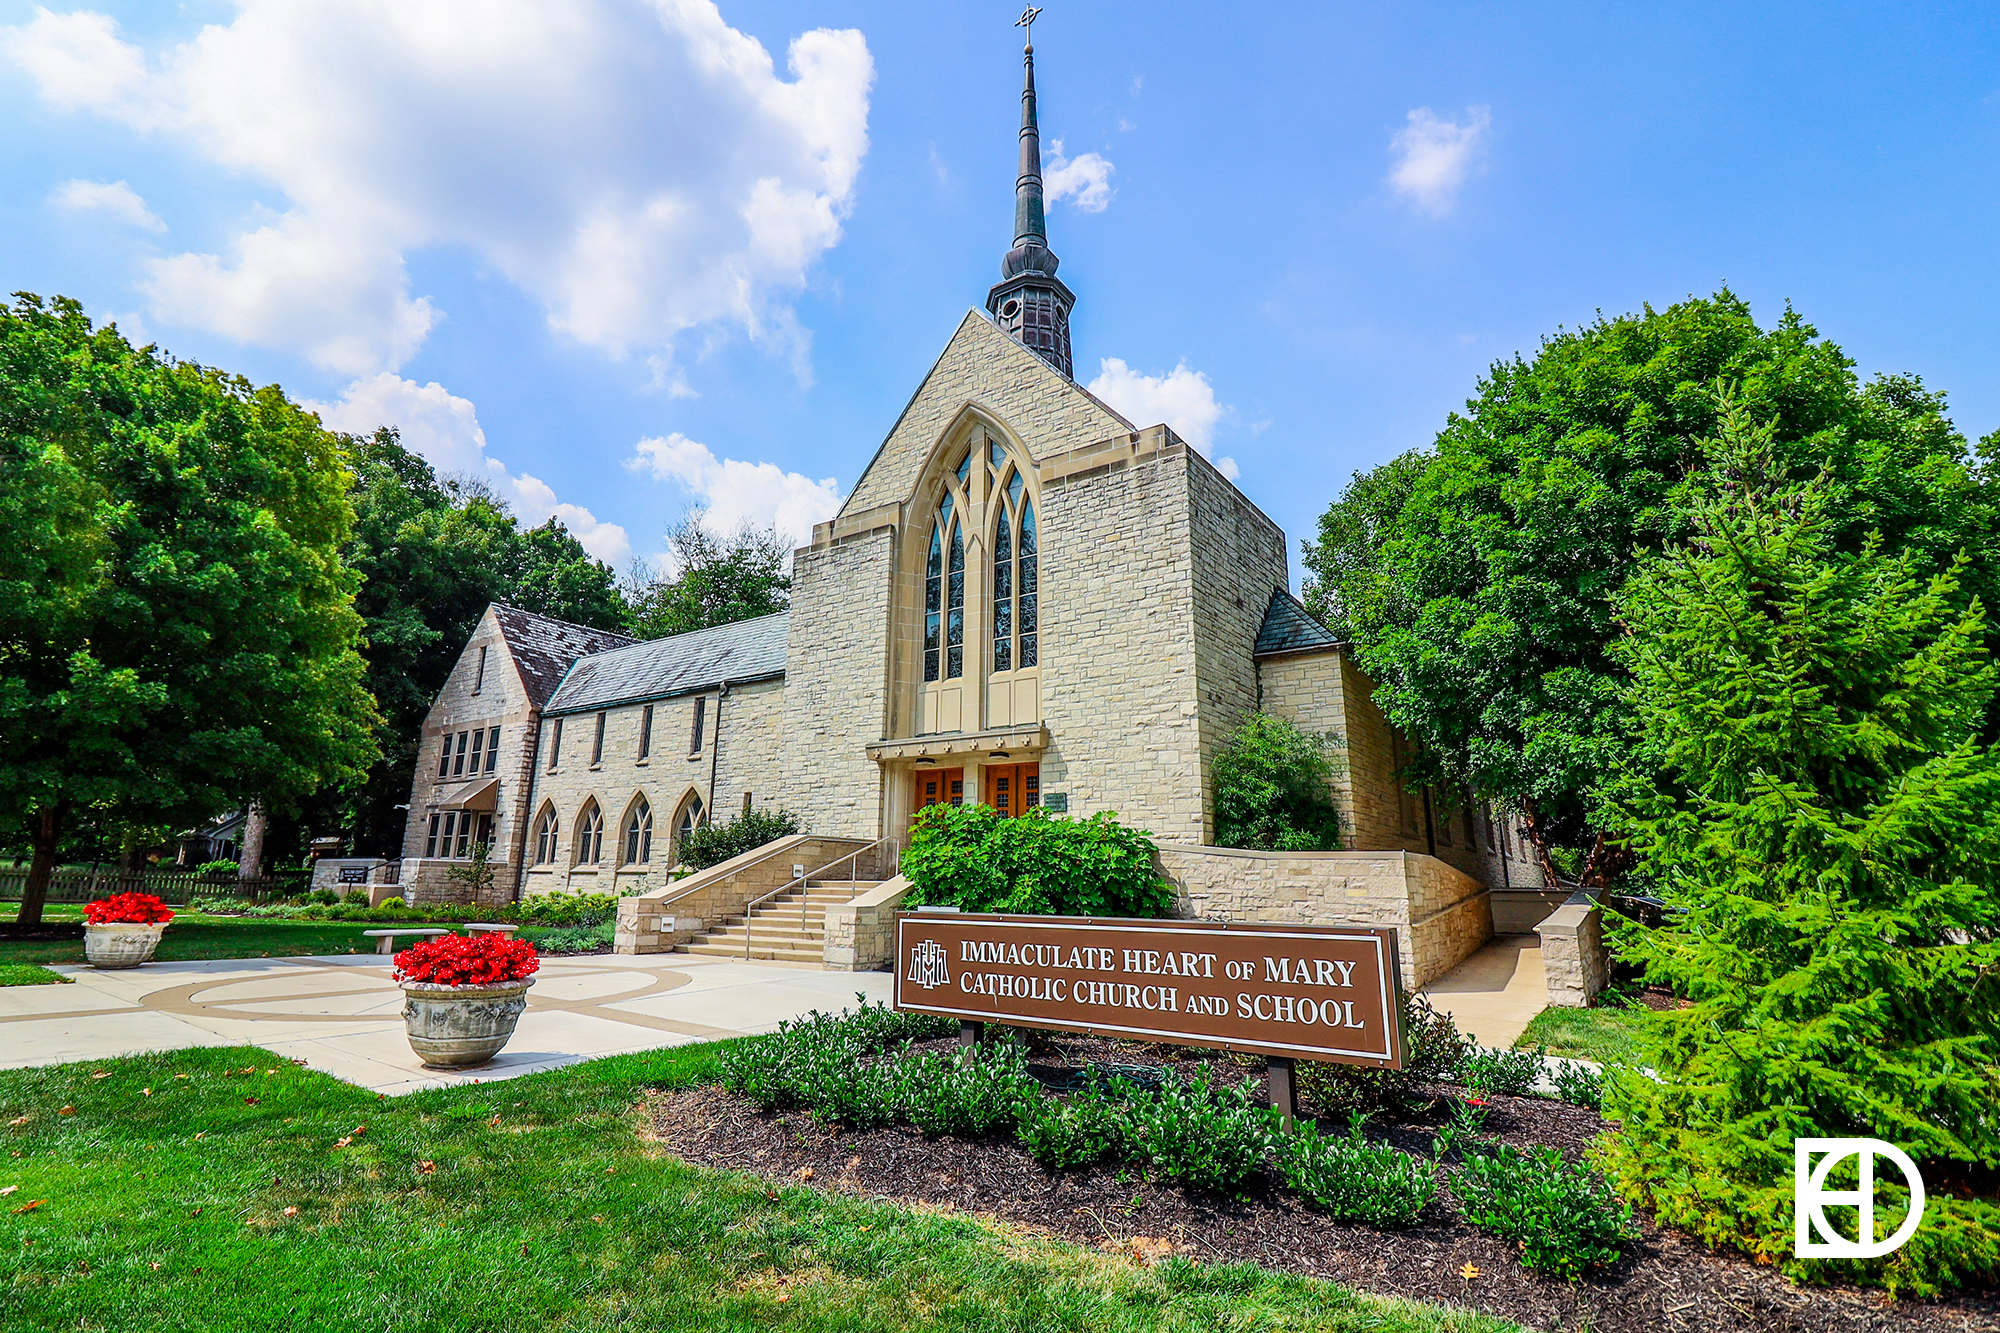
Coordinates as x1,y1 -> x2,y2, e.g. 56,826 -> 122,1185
623,511 -> 790,640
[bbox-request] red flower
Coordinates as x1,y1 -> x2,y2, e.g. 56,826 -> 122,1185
84,893 -> 175,925
393,933 -> 540,986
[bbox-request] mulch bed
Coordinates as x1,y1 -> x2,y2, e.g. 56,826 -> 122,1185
648,1036 -> 1998,1333
0,922 -> 85,941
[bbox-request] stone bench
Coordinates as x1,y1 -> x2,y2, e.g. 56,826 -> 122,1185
462,923 -> 519,937
362,927 -> 450,955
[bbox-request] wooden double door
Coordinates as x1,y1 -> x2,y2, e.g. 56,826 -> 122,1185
909,763 -> 1040,818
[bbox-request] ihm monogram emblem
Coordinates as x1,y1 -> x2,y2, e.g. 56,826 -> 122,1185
908,938 -> 951,990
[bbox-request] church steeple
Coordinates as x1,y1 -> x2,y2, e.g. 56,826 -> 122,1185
987,9 -> 1075,379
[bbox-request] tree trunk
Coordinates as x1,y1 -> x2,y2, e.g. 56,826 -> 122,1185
1516,797 -> 1570,889
18,800 -> 71,927
237,802 -> 268,880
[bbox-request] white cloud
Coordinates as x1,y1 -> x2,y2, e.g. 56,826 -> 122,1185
1388,106 -> 1490,217
2,1 -> 873,378
1087,357 -> 1237,480
1044,139 -> 1114,212
50,178 -> 163,231
308,373 -> 631,566
626,432 -> 841,551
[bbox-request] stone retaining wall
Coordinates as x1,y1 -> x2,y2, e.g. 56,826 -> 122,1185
1157,844 -> 1492,991
613,835 -> 875,954
823,875 -> 913,971
1537,897 -> 1609,1007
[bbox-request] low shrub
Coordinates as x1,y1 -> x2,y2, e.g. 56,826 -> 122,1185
1274,1121 -> 1438,1226
341,887 -> 370,905
528,922 -> 612,955
1121,1067 -> 1276,1195
376,895 -> 405,911
1016,1087 -> 1126,1168
901,803 -> 1174,917
679,807 -> 804,872
515,891 -> 620,928
1454,1144 -> 1637,1280
1462,1046 -> 1544,1098
310,888 -> 340,906
714,1000 -> 958,1114
1296,993 -> 1471,1114
1211,712 -> 1345,852
900,1042 -> 1036,1137
195,860 -> 239,877
1551,1060 -> 1604,1110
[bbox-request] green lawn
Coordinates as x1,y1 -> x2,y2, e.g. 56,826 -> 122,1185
0,963 -> 71,987
0,913 -> 385,968
1,1045 -> 1517,1333
1514,1003 -> 1648,1066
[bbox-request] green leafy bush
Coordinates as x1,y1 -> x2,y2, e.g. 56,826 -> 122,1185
196,860 -> 239,877
1121,1068 -> 1276,1195
310,888 -> 340,905
1296,994 -> 1471,1113
1274,1121 -> 1437,1226
678,807 -> 803,871
1461,1046 -> 1543,1098
899,1043 -> 1036,1137
515,891 -> 620,927
1454,1145 -> 1637,1280
1016,1088 -> 1127,1168
714,1000 -> 958,1114
1550,1060 -> 1604,1110
901,803 -> 1173,917
1602,396 -> 2000,1295
526,921 -> 612,954
1211,713 -> 1345,851
340,887 -> 370,905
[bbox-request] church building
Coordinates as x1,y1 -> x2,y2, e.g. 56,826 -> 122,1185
395,34 -> 1557,986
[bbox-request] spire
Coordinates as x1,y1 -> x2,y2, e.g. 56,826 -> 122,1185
987,7 -> 1075,378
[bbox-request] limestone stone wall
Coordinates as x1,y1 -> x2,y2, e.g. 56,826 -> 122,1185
840,312 -> 1130,516
400,607 -> 542,902
1186,452 -> 1290,844
822,874 -> 912,971
1158,844 -> 1491,991
1036,437 -> 1206,842
712,676 -> 788,819
1538,899 -> 1609,1006
517,683 -> 790,901
780,528 -> 894,838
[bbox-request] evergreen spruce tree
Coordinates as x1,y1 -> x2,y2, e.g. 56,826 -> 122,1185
1603,394 -> 2000,1295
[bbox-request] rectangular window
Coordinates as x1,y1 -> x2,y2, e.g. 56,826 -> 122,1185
690,697 -> 706,753
548,717 -> 563,770
473,645 -> 488,693
439,811 -> 457,858
436,736 -> 451,778
474,813 -> 493,851
468,727 -> 485,773
453,813 -> 472,858
424,813 -> 440,858
485,726 -> 500,772
638,704 -> 653,760
452,731 -> 469,777
591,711 -> 606,765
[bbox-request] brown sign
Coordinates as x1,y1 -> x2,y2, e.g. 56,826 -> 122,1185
892,914 -> 1405,1068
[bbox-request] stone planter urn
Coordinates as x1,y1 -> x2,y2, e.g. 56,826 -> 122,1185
84,921 -> 169,969
398,977 -> 537,1068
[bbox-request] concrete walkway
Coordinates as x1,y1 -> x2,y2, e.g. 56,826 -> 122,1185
1419,934 -> 1549,1049
0,953 -> 890,1095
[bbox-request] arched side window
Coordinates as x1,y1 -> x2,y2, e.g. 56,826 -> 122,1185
672,792 -> 706,864
923,454 -> 969,682
992,462 -> 1039,671
574,801 -> 603,866
533,804 -> 560,865
623,796 -> 652,865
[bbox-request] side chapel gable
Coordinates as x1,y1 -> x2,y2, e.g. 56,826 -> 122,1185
838,311 -> 1133,518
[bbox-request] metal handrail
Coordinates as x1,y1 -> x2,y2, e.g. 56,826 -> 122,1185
743,836 -> 898,960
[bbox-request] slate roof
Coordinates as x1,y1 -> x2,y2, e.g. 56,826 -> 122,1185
543,612 -> 790,716
1254,588 -> 1344,658
490,604 -> 636,707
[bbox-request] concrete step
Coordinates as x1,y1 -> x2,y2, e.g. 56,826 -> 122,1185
805,880 -> 880,892
680,941 -> 824,963
701,925 -> 820,944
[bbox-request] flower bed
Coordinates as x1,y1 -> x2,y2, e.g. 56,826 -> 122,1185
393,932 -> 539,986
83,893 -> 174,925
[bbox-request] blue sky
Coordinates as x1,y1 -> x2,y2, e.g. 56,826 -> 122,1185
5,1 -> 1999,579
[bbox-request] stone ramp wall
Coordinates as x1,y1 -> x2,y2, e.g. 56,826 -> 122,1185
614,834 -> 877,954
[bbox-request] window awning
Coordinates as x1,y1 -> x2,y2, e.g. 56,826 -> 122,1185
438,778 -> 498,811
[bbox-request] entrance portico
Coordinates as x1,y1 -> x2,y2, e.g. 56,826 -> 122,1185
868,722 -> 1049,841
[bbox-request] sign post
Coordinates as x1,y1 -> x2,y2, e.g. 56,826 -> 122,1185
894,915 -> 1406,1116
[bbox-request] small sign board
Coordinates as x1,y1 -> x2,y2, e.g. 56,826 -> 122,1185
1040,792 -> 1068,812
337,867 -> 370,885
893,914 -> 1404,1068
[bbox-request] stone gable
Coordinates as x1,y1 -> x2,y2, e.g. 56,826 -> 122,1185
839,311 -> 1132,518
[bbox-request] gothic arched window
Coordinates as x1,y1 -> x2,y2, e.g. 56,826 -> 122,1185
924,466 -> 967,683
672,792 -> 705,864
992,465 -> 1039,671
574,801 -> 603,866
623,796 -> 652,865
533,804 -> 559,865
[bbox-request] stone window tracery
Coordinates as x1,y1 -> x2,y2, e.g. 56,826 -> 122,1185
924,476 -> 968,682
991,462 -> 1038,672
574,801 -> 603,865
623,796 -> 652,865
533,804 -> 559,865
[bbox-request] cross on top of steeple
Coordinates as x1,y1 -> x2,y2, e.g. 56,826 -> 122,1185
986,8 -> 1075,379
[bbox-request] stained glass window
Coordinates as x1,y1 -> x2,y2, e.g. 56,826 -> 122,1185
992,510 -> 1013,673
575,802 -> 602,865
924,526 -> 942,682
956,451 -> 971,485
946,526 -> 965,679
990,439 -> 1005,469
624,797 -> 652,865
1019,500 -> 1038,668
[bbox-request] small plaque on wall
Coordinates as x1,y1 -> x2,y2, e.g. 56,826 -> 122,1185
1041,792 -> 1068,812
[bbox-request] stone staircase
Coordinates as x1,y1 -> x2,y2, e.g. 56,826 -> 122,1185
677,879 -> 880,963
